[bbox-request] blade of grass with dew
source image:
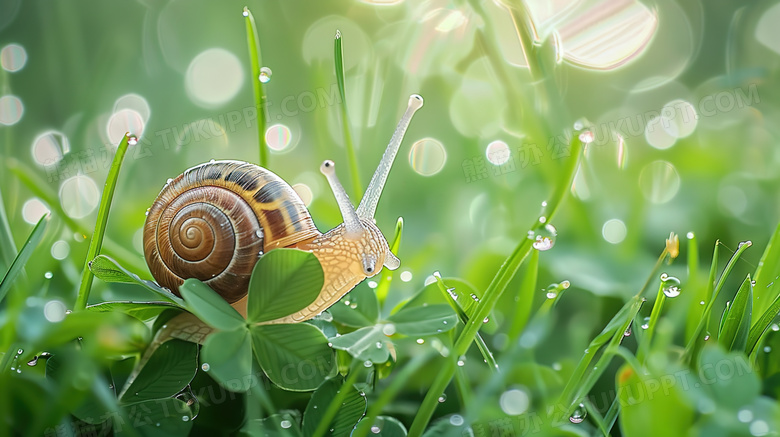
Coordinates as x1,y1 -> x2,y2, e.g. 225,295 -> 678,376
752,221 -> 780,319
683,240 -> 752,362
718,275 -> 753,352
352,350 -> 436,437
747,282 -> 780,357
507,250 -> 539,343
434,275 -> 497,371
334,30 -> 362,199
75,134 -> 133,311
6,158 -> 148,275
636,282 -> 666,363
311,359 -> 363,437
688,242 -> 719,347
408,133 -> 583,437
375,217 -> 402,304
0,214 -> 49,304
243,6 -> 268,168
685,233 -> 709,342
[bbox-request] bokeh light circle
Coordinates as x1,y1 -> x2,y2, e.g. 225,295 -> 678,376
1,44 -> 27,72
265,124 -> 294,152
59,175 -> 100,219
292,183 -> 313,207
22,199 -> 50,224
51,240 -> 70,260
107,109 -> 145,146
185,48 -> 244,108
638,161 -> 680,204
31,131 -> 70,165
485,140 -> 511,165
409,138 -> 447,176
602,219 -> 627,244
0,95 -> 23,125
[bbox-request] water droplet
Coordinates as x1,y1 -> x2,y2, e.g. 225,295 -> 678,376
363,360 -> 373,368
44,271 -> 53,279
470,293 -> 480,302
552,362 -> 562,371
738,240 -> 752,249
482,317 -> 490,323
624,327 -> 632,337
17,349 -> 23,355
457,356 -> 466,367
578,131 -> 595,144
350,303 -> 358,309
449,415 -> 464,426
704,333 -> 711,341
687,231 -> 695,239
437,393 -> 447,403
764,346 -> 771,353
327,342 -> 333,347
660,273 -> 681,298
182,416 -> 189,422
700,300 -> 705,305
569,403 -> 587,424
400,270 -> 413,282
641,317 -> 650,330
370,425 -> 381,434
382,324 -> 396,336
280,420 -> 292,429
259,66 -> 272,83
531,223 -> 557,251
26,356 -> 39,366
127,135 -> 138,146
368,281 -> 378,289
201,363 -> 210,372
416,338 -> 424,344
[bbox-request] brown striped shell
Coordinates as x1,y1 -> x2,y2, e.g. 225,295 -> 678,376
142,160 -> 321,303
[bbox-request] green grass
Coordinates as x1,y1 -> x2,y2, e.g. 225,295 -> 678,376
2,1 -> 780,436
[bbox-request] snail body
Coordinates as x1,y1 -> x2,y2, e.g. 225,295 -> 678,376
143,95 -> 423,326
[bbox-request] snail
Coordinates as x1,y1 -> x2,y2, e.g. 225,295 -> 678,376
143,94 -> 423,337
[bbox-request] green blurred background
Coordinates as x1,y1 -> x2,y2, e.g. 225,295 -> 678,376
1,0 -> 780,431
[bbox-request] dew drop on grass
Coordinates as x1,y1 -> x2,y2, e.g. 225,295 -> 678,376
569,403 -> 587,424
416,338 -> 424,344
44,272 -> 53,279
259,67 -> 272,83
764,346 -> 771,353
470,293 -> 479,302
660,273 -> 681,297
641,317 -> 650,330
438,394 -> 447,403
370,425 -> 381,434
531,224 -> 557,251
457,356 -> 466,366
280,420 -> 292,429
201,363 -> 210,372
624,327 -> 632,337
182,416 -> 189,422
772,324 -> 780,332
449,415 -> 464,426
363,360 -> 373,368
578,130 -> 595,144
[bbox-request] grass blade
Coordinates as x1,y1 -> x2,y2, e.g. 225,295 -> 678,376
75,133 -> 133,310
747,284 -> 780,357
718,275 -> 753,352
375,217 -> 402,304
0,214 -> 49,303
683,241 -> 752,361
507,250 -> 539,342
408,132 -> 583,437
752,221 -> 780,319
0,189 -> 17,274
334,29 -> 362,199
243,6 -> 269,168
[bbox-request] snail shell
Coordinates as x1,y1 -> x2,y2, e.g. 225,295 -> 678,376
142,160 -> 320,303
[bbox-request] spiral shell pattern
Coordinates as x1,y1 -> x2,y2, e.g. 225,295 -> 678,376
143,160 -> 320,303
